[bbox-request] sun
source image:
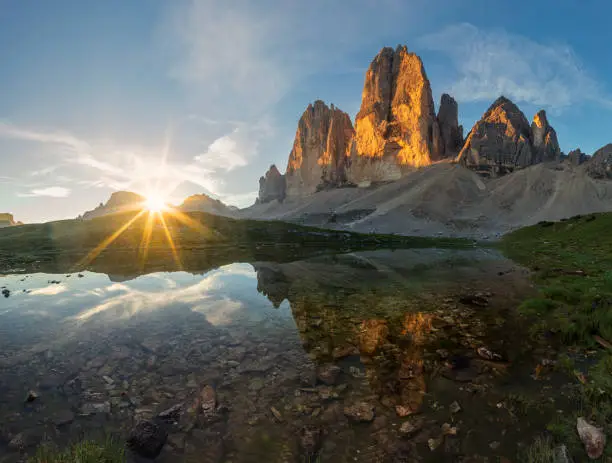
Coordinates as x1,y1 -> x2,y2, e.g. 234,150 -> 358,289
144,193 -> 168,213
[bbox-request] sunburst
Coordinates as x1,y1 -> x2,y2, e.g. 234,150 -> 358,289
76,188 -> 213,272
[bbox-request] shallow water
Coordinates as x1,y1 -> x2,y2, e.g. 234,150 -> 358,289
0,248 -> 566,462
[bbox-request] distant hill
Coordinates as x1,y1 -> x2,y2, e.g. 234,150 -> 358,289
0,213 -> 22,228
81,191 -> 146,219
80,191 -> 235,220
178,194 -> 236,217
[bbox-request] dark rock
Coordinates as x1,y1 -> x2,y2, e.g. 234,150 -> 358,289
258,165 -> 286,204
566,148 -> 588,166
298,425 -> 322,458
316,364 -> 342,385
343,401 -> 375,422
437,93 -> 463,156
457,96 -> 557,177
127,420 -> 168,459
586,143 -> 612,179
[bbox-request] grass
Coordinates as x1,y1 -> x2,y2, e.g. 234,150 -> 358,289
524,435 -> 556,463
0,210 -> 474,274
29,437 -> 125,463
501,212 -> 612,459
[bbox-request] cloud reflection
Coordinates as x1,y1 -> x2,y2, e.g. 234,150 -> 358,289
71,265 -> 253,326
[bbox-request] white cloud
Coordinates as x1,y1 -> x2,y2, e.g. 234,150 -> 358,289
419,23 -> 612,109
19,186 -> 71,198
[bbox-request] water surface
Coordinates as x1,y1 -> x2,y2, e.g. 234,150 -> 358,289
0,248 -> 563,462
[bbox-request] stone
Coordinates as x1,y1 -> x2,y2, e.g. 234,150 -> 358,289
257,165 -> 286,204
127,420 -> 168,459
553,444 -> 573,463
576,416 -> 606,459
270,406 -> 283,422
285,100 -> 354,196
52,409 -> 75,426
449,401 -> 461,414
437,93 -> 463,156
399,418 -> 423,436
489,441 -> 501,450
457,96 -> 538,177
298,425 -> 323,458
332,345 -> 358,359
350,45 -> 444,184
586,143 -> 612,179
80,402 -> 111,415
158,404 -> 183,423
566,148 -> 588,166
531,110 -> 561,163
344,401 -> 375,422
200,385 -> 216,415
25,390 -> 38,403
316,364 -> 342,385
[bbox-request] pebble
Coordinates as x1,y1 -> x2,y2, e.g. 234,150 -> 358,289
449,401 -> 461,414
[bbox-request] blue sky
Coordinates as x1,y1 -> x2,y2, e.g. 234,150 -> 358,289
2,0 -> 612,223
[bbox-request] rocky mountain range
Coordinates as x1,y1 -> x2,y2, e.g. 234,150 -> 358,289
0,213 -> 22,228
79,191 -> 236,220
256,44 -> 606,205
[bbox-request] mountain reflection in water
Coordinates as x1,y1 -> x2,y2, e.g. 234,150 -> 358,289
0,248 -> 557,463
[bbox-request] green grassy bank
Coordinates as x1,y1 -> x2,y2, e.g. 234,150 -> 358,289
501,213 -> 612,460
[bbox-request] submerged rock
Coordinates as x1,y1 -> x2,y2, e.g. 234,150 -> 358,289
344,401 -> 375,422
200,385 -> 216,416
127,420 -> 168,459
316,364 -> 342,385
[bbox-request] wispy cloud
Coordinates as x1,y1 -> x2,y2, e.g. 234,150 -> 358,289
419,23 -> 612,109
0,118 -> 270,204
18,186 -> 71,198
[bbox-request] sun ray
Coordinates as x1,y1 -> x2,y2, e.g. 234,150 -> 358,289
138,211 -> 155,268
75,210 -> 146,270
158,212 -> 182,270
164,208 -> 212,238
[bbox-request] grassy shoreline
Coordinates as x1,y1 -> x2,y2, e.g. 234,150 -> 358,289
501,213 -> 612,460
0,210 -> 475,274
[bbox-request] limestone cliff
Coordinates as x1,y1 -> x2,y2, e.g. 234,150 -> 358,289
457,97 -> 535,177
531,110 -> 560,163
285,101 -> 354,196
437,93 -> 463,156
348,45 -> 445,184
0,213 -> 22,228
258,165 -> 286,204
566,148 -> 588,166
586,144 -> 612,179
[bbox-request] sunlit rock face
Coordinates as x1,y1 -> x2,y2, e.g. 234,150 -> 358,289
566,148 -> 588,166
586,143 -> 612,179
0,213 -> 21,228
257,165 -> 286,204
437,94 -> 463,156
349,46 -> 443,184
457,98 -> 565,178
285,101 -> 355,196
531,110 -> 561,163
457,97 -> 536,177
82,191 -> 145,219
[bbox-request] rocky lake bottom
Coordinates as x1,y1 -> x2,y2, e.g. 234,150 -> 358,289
0,248 -> 578,462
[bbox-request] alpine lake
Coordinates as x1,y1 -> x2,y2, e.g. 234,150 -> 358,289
0,242 -> 577,462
